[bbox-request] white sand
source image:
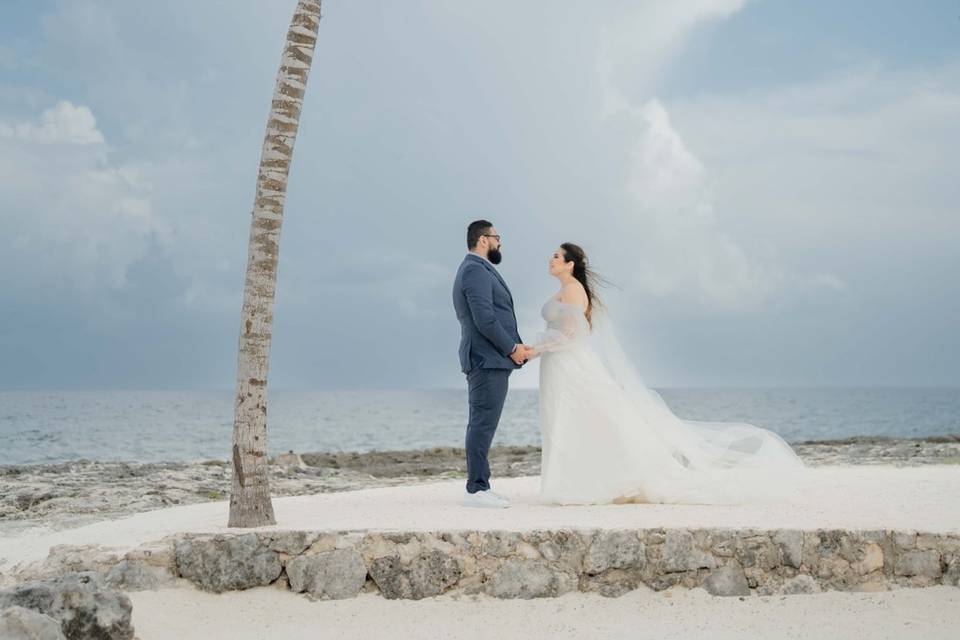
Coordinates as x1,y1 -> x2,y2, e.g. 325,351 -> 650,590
128,583 -> 960,640
3,466 -> 959,572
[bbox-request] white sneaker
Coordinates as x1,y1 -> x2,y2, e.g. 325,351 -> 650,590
489,490 -> 510,504
462,490 -> 509,509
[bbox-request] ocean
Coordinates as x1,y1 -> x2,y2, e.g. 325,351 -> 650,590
1,388 -> 958,466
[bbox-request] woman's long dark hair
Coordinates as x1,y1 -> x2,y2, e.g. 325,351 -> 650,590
560,242 -> 609,328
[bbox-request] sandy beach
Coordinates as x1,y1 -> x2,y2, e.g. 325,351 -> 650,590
2,452 -> 959,639
128,584 -> 960,640
3,437 -> 958,537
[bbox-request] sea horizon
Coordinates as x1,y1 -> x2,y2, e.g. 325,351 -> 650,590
2,387 -> 958,467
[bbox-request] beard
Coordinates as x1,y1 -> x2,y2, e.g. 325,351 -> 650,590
488,247 -> 503,264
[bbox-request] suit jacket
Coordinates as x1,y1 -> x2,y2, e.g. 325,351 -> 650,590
452,253 -> 523,374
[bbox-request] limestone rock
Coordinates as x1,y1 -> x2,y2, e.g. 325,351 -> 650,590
581,569 -> 645,597
286,550 -> 367,600
895,550 -> 942,578
0,572 -> 134,640
893,532 -> 916,550
662,530 -> 716,572
484,560 -> 577,599
780,574 -> 821,595
772,530 -> 803,569
584,531 -> 645,574
852,543 -> 884,575
480,532 -> 523,558
28,545 -> 124,582
0,606 -> 66,640
942,557 -> 960,587
257,531 -> 318,555
104,560 -> 176,591
369,551 -> 460,600
702,564 -> 750,597
537,541 -> 561,562
738,536 -> 779,571
175,534 -> 282,592
272,451 -> 305,468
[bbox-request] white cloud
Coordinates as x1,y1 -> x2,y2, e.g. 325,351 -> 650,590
666,61 -> 960,262
0,100 -> 105,145
0,101 -> 166,292
589,0 -> 832,312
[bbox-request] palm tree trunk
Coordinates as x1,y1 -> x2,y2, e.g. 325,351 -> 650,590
229,0 -> 322,528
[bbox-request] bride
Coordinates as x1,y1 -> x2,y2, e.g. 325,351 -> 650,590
528,243 -> 805,506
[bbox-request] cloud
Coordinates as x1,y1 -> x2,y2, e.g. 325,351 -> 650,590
666,60 -> 960,264
1,0 -> 957,388
0,101 -> 165,292
587,1 -> 836,313
0,100 -> 105,144
599,0 -> 747,110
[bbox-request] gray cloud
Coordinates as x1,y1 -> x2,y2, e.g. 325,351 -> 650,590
1,0 -> 958,389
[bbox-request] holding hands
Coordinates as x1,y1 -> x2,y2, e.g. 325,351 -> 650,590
511,344 -> 535,365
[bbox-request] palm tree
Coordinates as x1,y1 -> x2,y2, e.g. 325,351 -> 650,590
229,0 -> 322,528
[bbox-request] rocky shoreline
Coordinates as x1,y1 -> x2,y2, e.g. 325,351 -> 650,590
2,436 -> 958,537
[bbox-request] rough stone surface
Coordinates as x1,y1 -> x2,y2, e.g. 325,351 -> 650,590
0,606 -> 66,640
584,531 -> 645,574
104,560 -> 176,591
0,572 -> 133,640
781,574 -> 822,595
368,551 -> 460,600
662,530 -> 716,572
702,563 -> 750,597
773,529 -> 804,569
5,527 -> 959,603
257,531 -> 319,556
895,550 -> 942,578
943,557 -> 960,587
285,550 -> 366,600
852,543 -> 884,575
175,534 -> 282,592
484,560 -> 577,599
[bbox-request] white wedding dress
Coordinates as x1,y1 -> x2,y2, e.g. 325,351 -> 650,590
533,298 -> 805,505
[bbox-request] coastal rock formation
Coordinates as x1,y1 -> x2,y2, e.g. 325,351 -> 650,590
702,563 -> 751,596
485,559 -> 577,598
174,534 -> 282,592
0,572 -> 133,639
286,549 -> 366,599
369,549 -> 462,600
0,606 -> 66,640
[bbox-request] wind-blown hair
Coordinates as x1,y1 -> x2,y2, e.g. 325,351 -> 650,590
560,242 -> 609,328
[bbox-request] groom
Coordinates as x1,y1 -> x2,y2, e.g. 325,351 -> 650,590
453,221 -> 533,508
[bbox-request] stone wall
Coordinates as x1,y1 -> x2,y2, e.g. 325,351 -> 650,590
6,528 -> 959,600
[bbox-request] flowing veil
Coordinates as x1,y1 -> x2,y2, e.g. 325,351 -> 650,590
582,306 -> 806,504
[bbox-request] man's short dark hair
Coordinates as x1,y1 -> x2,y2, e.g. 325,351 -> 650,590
467,220 -> 493,249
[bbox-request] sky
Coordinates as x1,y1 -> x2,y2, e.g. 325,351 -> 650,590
0,0 -> 958,390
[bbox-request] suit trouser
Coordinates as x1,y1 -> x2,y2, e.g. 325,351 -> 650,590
465,367 -> 511,493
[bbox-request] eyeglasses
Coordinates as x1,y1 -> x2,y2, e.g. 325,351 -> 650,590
483,234 -> 501,242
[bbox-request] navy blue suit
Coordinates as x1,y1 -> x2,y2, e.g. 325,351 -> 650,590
452,253 -> 522,493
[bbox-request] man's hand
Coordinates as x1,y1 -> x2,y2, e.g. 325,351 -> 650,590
510,344 -> 534,365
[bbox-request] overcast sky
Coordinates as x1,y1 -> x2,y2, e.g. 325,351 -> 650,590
1,0 -> 958,390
